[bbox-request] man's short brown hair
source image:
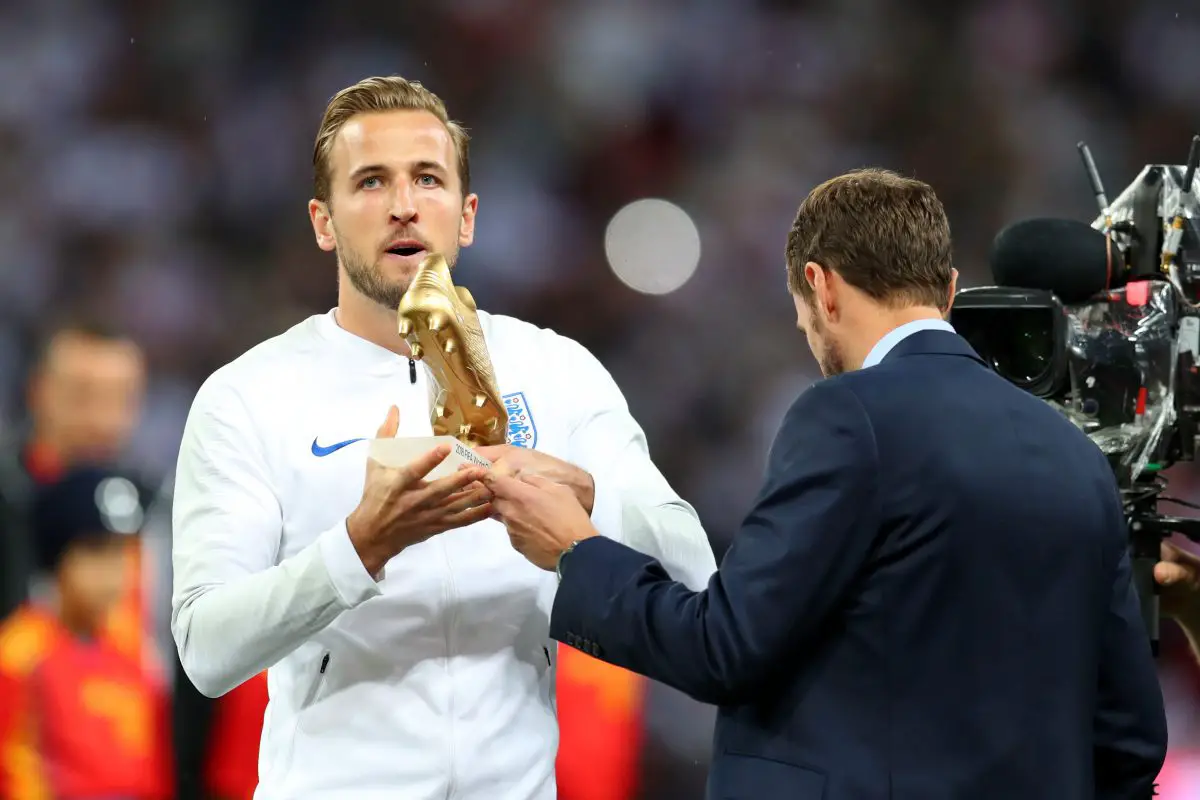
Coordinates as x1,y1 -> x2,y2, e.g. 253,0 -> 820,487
312,75 -> 471,203
785,168 -> 953,311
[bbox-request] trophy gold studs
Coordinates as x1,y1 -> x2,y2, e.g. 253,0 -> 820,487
396,254 -> 508,447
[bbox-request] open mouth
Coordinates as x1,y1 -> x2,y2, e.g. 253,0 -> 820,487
386,241 -> 426,258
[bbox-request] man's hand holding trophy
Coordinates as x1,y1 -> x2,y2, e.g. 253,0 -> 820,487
346,253 -> 595,570
346,253 -> 505,569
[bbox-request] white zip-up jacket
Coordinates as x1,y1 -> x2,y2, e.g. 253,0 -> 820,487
170,309 -> 717,799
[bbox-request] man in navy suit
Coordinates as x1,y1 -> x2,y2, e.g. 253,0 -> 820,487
485,168 -> 1168,799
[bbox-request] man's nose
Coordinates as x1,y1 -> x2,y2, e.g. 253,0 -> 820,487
390,185 -> 417,223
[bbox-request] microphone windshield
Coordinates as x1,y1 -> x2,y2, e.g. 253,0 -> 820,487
989,218 -> 1113,304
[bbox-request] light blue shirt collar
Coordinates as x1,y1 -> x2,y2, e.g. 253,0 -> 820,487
861,318 -> 956,369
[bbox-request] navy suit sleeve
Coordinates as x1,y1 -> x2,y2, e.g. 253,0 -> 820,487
549,381 -> 880,705
1092,517 -> 1168,799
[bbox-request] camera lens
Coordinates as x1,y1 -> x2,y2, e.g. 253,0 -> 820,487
956,308 -> 1054,390
949,286 -> 1069,400
993,310 -> 1054,386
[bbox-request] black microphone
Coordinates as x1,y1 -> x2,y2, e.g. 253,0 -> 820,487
989,218 -> 1121,304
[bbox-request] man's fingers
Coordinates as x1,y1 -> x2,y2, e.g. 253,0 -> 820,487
395,445 -> 453,487
441,503 -> 493,530
491,496 -> 521,522
493,462 -> 520,479
474,446 -> 519,479
482,473 -> 530,499
438,485 -> 493,514
414,466 -> 488,506
376,405 -> 400,439
439,481 -> 486,502
1155,560 -> 1197,587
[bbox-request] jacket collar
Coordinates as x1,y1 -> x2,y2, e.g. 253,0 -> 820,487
881,329 -> 987,366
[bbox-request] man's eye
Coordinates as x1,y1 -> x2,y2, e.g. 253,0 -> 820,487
360,176 -> 382,189
418,175 -> 440,187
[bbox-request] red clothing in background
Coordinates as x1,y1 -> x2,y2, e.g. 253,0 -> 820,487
0,605 -> 171,800
555,645 -> 646,800
203,672 -> 268,800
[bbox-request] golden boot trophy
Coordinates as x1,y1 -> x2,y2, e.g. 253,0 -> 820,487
398,253 -> 508,446
367,253 -> 507,477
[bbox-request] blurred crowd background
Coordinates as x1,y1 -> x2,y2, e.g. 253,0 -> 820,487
3,0 -> 1200,797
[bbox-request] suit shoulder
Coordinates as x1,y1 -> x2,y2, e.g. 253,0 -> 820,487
777,378 -> 877,447
767,379 -> 880,485
786,375 -> 872,420
823,360 -> 912,394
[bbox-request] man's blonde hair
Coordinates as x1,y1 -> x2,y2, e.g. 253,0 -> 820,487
312,75 -> 471,203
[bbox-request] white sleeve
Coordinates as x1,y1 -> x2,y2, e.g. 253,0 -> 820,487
558,339 -> 717,591
170,378 -> 382,698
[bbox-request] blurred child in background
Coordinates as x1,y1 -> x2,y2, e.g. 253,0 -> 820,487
0,465 -> 170,799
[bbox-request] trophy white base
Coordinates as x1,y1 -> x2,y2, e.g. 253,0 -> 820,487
367,435 -> 491,480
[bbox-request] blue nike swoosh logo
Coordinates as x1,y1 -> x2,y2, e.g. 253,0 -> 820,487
311,437 -> 366,457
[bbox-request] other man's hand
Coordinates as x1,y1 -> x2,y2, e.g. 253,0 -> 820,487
346,406 -> 492,575
484,472 -> 597,571
475,444 -> 595,514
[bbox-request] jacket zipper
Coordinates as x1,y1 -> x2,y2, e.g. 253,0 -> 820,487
303,652 -> 331,707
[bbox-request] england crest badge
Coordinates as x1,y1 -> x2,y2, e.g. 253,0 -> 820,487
503,391 -> 537,449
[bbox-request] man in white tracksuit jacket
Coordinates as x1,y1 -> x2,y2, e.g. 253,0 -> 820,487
170,76 -> 717,799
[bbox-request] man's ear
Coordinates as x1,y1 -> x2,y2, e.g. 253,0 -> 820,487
805,261 -> 839,319
803,261 -> 826,301
459,193 -> 478,248
309,199 -> 336,252
945,268 -> 959,316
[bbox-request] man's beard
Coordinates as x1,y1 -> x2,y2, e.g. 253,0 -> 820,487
338,229 -> 457,311
811,312 -> 846,377
342,247 -> 408,310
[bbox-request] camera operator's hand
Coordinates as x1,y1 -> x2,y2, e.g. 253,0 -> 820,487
1156,541 -> 1200,658
346,406 -> 493,575
1156,542 -> 1200,618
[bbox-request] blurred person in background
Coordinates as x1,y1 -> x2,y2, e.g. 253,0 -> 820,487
0,318 -> 266,800
487,169 -> 1168,800
170,74 -> 716,799
0,464 -> 171,799
0,322 -> 145,626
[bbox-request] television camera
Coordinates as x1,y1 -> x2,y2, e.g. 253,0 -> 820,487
949,135 -> 1200,655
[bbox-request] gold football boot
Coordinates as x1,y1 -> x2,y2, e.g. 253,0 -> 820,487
397,254 -> 508,447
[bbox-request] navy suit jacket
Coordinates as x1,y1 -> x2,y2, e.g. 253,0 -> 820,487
551,330 -> 1167,800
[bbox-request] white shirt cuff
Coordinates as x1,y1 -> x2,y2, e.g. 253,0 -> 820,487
317,520 -> 385,608
589,474 -> 625,545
